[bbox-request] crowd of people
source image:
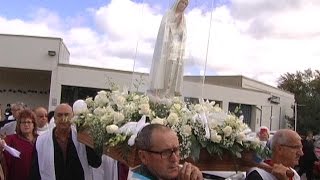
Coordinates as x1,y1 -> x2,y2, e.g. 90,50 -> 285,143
0,102 -> 102,180
0,100 -> 320,180
0,101 -> 320,180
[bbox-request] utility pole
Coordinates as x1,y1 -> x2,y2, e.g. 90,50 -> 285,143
294,102 -> 297,131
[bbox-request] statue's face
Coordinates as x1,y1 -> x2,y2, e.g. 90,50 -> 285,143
176,0 -> 188,13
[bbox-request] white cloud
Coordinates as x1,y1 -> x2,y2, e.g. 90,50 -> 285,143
0,0 -> 320,87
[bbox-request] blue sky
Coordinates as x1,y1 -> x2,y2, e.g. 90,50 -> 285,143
0,0 -> 320,87
0,0 -> 107,19
0,0 -> 225,19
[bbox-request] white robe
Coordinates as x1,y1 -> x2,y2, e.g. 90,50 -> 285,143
37,122 -> 56,136
93,155 -> 118,180
247,167 -> 300,180
36,125 -> 93,180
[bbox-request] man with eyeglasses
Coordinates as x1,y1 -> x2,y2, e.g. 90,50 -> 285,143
30,103 -> 102,180
246,129 -> 303,180
129,124 -> 203,180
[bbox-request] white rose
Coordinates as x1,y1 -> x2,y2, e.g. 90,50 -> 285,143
140,96 -> 149,104
133,95 -> 140,102
97,90 -> 108,96
113,112 -> 125,124
73,100 -> 88,115
93,107 -> 107,116
210,130 -> 222,143
106,125 -> 119,134
236,132 -> 246,142
208,120 -> 218,129
227,115 -> 237,122
114,95 -> 126,107
94,93 -> 109,107
181,125 -> 192,136
139,104 -> 150,115
105,106 -> 115,113
209,101 -> 216,107
194,104 -> 203,113
222,126 -> 232,137
124,102 -> 137,114
173,103 -> 181,110
151,117 -> 165,125
212,105 -> 222,112
100,113 -> 113,124
167,113 -> 179,126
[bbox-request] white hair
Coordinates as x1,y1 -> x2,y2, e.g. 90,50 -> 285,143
270,129 -> 295,150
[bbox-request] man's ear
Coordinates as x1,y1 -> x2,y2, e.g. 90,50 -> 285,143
138,150 -> 148,164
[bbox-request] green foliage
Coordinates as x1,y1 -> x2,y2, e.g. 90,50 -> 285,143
189,135 -> 201,161
206,143 -> 224,158
149,101 -> 170,118
277,69 -> 320,133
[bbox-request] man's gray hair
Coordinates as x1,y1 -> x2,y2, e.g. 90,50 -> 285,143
135,124 -> 171,150
270,129 -> 289,150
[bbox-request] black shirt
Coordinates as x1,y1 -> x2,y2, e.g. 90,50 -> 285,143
29,129 -> 101,180
245,170 -> 263,180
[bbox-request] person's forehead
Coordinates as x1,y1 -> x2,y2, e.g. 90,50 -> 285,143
36,108 -> 47,114
55,105 -> 72,113
20,117 -> 33,121
151,130 -> 179,147
288,133 -> 302,144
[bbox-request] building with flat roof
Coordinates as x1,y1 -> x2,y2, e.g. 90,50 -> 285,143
0,34 -> 295,131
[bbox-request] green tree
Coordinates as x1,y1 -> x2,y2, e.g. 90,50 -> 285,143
277,69 -> 320,134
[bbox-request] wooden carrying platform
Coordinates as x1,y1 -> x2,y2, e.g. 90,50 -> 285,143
77,130 -> 141,167
78,131 -> 254,171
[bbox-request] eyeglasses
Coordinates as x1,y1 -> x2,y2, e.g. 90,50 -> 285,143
143,147 -> 180,159
20,121 -> 33,125
280,144 -> 303,150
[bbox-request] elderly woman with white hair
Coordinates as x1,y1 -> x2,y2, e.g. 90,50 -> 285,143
148,0 -> 189,98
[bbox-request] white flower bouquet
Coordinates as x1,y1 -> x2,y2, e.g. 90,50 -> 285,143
74,84 -> 269,169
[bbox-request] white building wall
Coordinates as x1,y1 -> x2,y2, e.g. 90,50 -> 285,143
58,42 -> 70,64
0,34 -> 295,131
0,34 -> 70,111
0,69 -> 50,110
0,34 -> 64,71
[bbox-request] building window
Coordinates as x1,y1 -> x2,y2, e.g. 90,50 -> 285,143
184,97 -> 222,107
228,103 -> 252,126
61,85 -> 109,106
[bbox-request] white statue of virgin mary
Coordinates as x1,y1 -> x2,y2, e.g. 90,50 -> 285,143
148,0 -> 189,98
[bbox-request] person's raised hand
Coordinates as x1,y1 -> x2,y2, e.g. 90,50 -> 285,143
178,162 -> 203,180
0,139 -> 6,151
271,163 -> 290,180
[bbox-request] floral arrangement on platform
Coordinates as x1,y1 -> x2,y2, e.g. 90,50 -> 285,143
73,83 -> 267,162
